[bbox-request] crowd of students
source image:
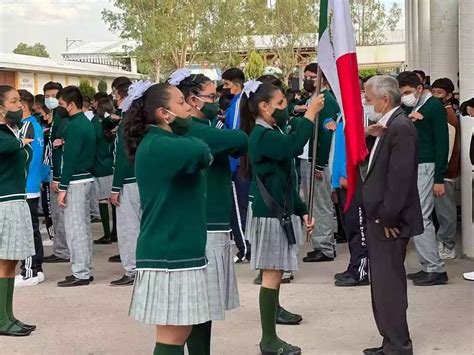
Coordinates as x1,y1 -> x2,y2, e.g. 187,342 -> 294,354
0,64 -> 472,354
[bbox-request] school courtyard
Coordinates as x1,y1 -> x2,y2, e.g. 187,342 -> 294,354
4,223 -> 473,355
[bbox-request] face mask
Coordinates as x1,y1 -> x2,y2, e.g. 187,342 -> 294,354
271,107 -> 290,128
165,109 -> 191,136
4,109 -> 24,126
55,106 -> 69,118
45,97 -> 59,110
401,93 -> 418,107
200,101 -> 220,120
221,88 -> 234,101
303,79 -> 315,92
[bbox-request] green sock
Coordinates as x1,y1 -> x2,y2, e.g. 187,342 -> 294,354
260,287 -> 285,349
0,278 -> 23,333
154,342 -> 184,355
99,203 -> 111,239
187,321 -> 212,355
110,205 -> 117,239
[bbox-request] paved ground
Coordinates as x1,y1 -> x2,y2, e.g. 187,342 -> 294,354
2,223 -> 473,355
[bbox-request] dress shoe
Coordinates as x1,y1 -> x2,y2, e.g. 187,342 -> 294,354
335,233 -> 347,244
0,321 -> 32,337
111,274 -> 135,286
65,275 -> 94,282
260,341 -> 301,355
90,216 -> 102,223
334,270 -> 349,281
58,275 -> 93,287
108,254 -> 121,263
276,306 -> 302,325
93,236 -> 112,245
335,275 -> 369,287
281,272 -> 293,284
43,254 -> 70,263
303,251 -> 334,262
413,272 -> 448,286
406,270 -> 427,280
254,272 -> 262,285
363,346 -> 384,355
306,250 -> 318,258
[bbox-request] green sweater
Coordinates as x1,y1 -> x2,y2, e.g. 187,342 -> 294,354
51,111 -> 69,182
135,125 -> 213,270
111,118 -> 136,193
187,117 -> 249,232
91,114 -> 114,177
58,112 -> 96,191
414,95 -> 449,183
249,118 -> 312,218
0,124 -> 31,203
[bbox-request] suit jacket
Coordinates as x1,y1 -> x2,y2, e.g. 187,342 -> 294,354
361,107 -> 424,239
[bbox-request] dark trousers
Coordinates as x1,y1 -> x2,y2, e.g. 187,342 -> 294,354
230,171 -> 250,257
367,222 -> 413,355
336,188 -> 369,281
41,182 -> 54,239
21,198 -> 44,278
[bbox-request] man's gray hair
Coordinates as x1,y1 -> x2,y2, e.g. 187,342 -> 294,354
366,75 -> 401,106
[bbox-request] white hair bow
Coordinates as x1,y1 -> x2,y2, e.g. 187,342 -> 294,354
119,80 -> 155,113
168,68 -> 192,86
243,80 -> 262,98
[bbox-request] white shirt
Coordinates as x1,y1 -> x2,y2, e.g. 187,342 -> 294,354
367,106 -> 399,171
84,111 -> 94,121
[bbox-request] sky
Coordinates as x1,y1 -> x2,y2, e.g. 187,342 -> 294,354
0,0 -> 405,60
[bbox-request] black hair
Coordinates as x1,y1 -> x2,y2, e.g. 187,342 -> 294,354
116,81 -> 132,100
59,86 -> 84,109
285,89 -> 299,103
35,94 -> 45,105
222,68 -> 245,86
93,91 -> 109,102
304,63 -> 318,74
176,74 -> 212,100
432,78 -> 455,94
397,71 -> 422,89
257,74 -> 283,90
412,70 -> 426,83
239,83 -> 281,177
216,84 -> 224,94
460,98 -> 474,116
97,98 -> 114,117
112,76 -> 131,90
43,81 -> 63,93
18,89 -> 35,112
123,83 -> 172,162
0,85 -> 15,107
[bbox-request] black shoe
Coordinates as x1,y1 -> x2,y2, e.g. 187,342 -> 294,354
334,271 -> 350,281
281,272 -> 292,284
234,250 -> 249,263
65,275 -> 94,282
303,251 -> 334,262
260,342 -> 301,355
110,275 -> 135,286
18,322 -> 36,332
0,321 -> 32,337
43,254 -> 70,263
94,236 -> 112,245
363,347 -> 384,355
335,233 -> 347,244
276,306 -> 303,325
110,230 -> 118,243
413,272 -> 448,286
90,216 -> 102,223
254,272 -> 263,285
406,270 -> 427,280
58,275 -> 90,287
306,250 -> 318,258
108,254 -> 121,263
335,275 -> 370,287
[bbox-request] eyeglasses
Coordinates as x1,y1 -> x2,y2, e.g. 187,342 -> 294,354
198,94 -> 218,101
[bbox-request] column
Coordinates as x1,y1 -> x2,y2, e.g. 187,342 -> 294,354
405,0 -> 413,69
412,0 -> 419,69
430,0 -> 459,85
417,0 -> 431,74
458,0 -> 474,258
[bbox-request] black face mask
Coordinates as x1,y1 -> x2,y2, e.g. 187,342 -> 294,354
55,106 -> 69,118
221,88 -> 234,101
303,79 -> 315,92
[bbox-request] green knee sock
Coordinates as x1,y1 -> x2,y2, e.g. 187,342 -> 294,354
154,342 -> 184,355
0,278 -> 23,333
260,287 -> 285,349
99,203 -> 111,239
110,205 -> 117,239
187,321 -> 212,355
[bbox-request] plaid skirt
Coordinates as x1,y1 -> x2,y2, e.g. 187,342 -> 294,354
129,268 -> 211,326
248,215 -> 303,272
206,232 -> 240,320
0,200 -> 34,260
94,175 -> 113,200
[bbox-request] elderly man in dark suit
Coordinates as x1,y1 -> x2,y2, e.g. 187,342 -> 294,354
361,75 -> 424,355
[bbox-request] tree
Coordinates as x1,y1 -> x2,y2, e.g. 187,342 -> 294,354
13,42 -> 49,58
350,0 -> 402,45
244,51 -> 265,80
97,79 -> 108,93
79,79 -> 96,100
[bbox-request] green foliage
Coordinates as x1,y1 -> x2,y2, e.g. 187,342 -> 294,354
350,0 -> 402,45
359,68 -> 379,78
78,79 -> 96,100
97,79 -> 108,93
13,42 -> 49,58
244,51 -> 265,80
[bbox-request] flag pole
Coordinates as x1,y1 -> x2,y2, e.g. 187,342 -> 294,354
306,65 -> 323,242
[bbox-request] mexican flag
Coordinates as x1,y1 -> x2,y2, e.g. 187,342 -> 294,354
317,0 -> 368,210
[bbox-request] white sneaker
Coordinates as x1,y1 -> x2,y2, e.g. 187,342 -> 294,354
439,246 -> 456,260
42,239 -> 53,247
37,272 -> 45,283
14,275 -> 39,287
463,272 -> 474,281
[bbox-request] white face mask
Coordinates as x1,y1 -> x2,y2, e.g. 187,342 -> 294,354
401,93 -> 418,107
45,97 -> 59,110
364,105 -> 383,122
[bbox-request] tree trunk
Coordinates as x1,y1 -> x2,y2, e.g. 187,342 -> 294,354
154,59 -> 161,82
